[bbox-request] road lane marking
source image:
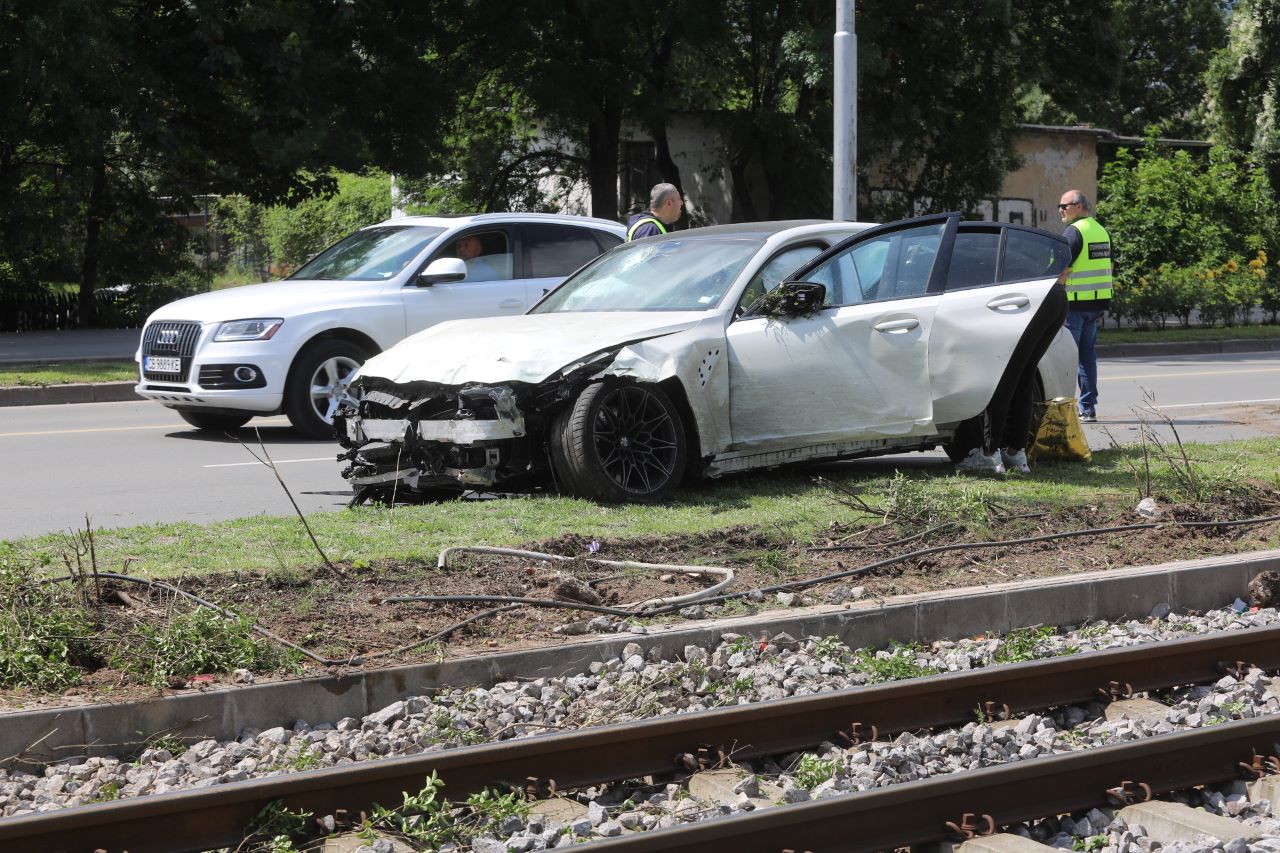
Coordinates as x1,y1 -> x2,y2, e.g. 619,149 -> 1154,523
1105,366 -> 1280,381
0,417 -> 291,439
1148,397 -> 1280,410
0,424 -> 182,438
203,457 -> 334,469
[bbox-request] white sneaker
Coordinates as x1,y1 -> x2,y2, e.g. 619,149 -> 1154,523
956,447 -> 1005,474
1001,449 -> 1031,474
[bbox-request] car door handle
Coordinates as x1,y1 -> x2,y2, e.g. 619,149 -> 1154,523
499,299 -> 523,309
987,295 -> 1030,310
873,318 -> 920,333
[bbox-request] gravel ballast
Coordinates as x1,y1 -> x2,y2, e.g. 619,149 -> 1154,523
5,600 -> 1280,850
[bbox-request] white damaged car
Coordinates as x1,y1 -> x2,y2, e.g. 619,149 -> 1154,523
335,213 -> 1078,503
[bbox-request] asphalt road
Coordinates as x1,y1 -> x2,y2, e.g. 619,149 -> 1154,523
2,351 -> 1278,540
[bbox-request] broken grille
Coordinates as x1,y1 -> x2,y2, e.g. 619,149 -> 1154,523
141,321 -> 201,382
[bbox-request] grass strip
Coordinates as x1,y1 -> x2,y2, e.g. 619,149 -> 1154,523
0,360 -> 137,387
1098,324 -> 1280,345
3,437 -> 1277,579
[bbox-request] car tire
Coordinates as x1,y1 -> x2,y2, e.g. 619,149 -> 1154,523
942,375 -> 1046,462
285,339 -> 367,440
550,381 -> 686,503
176,409 -> 252,432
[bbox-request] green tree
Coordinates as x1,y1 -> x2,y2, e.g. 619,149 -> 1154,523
0,0 -> 461,324
1107,0 -> 1228,137
1098,142 -> 1279,296
1207,0 -> 1280,187
857,0 -> 1025,218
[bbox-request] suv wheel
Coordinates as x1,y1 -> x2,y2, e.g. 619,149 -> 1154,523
285,339 -> 367,440
177,409 -> 252,432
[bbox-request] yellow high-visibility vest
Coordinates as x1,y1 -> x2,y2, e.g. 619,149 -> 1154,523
626,216 -> 668,241
1065,216 -> 1113,301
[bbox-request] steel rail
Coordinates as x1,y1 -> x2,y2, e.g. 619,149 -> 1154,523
4,625 -> 1280,852
582,713 -> 1280,852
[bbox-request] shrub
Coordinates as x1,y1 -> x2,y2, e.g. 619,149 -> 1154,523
0,560 -> 96,691
109,607 -> 301,688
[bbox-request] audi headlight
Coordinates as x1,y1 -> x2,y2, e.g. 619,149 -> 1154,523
214,319 -> 283,342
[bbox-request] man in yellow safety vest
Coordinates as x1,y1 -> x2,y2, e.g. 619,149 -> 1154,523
627,183 -> 683,241
1059,189 -> 1112,423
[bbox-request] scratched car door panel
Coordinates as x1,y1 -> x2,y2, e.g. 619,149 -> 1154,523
929,224 -> 1067,425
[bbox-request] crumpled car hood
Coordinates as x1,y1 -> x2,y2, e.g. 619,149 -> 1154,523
358,311 -> 707,386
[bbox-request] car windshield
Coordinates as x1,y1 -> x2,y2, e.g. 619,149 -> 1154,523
532,238 -> 760,312
289,225 -> 445,281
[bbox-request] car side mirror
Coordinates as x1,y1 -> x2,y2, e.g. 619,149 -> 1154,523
749,280 -> 826,319
416,257 -> 467,286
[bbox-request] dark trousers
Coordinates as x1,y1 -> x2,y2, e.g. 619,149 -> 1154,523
984,283 -> 1069,453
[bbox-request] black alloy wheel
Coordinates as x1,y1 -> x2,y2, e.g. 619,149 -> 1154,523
551,381 -> 686,502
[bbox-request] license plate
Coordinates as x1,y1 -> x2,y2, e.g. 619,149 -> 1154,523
144,356 -> 181,373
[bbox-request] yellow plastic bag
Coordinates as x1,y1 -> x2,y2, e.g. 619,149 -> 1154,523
1028,397 -> 1091,463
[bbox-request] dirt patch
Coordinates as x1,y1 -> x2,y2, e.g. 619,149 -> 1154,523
5,493 -> 1280,712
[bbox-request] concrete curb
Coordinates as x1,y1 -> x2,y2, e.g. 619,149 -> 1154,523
1094,339 -> 1280,358
3,548 -> 1276,770
0,382 -> 139,407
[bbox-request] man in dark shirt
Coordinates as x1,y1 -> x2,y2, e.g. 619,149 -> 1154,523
626,183 -> 683,241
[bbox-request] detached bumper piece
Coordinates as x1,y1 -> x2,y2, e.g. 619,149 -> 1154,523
335,380 -> 540,505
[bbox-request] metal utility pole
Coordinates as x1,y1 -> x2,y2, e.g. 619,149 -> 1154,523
833,0 -> 857,220
390,175 -> 405,218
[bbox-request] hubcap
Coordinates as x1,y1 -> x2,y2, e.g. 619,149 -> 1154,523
592,386 -> 679,495
309,355 -> 362,424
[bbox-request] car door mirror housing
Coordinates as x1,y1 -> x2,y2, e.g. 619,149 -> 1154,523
751,280 -> 826,319
416,257 -> 467,286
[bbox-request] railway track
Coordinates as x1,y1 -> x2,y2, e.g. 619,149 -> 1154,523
4,624 -> 1280,852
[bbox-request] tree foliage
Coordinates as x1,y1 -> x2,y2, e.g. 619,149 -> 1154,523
1098,142 -> 1279,287
1207,0 -> 1280,186
0,0 -> 460,323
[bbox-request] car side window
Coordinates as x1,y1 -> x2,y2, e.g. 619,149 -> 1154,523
1002,229 -> 1070,282
737,244 -> 825,314
805,222 -> 944,304
433,230 -> 513,282
523,224 -> 609,278
946,231 -> 1000,289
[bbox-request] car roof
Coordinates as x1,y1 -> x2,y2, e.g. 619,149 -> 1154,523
368,212 -> 626,231
638,219 -> 877,244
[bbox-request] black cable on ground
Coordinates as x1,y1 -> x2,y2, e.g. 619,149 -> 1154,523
382,594 -> 638,617
43,573 -> 637,669
43,512 -> 1280,670
808,522 -> 960,552
640,513 -> 1280,617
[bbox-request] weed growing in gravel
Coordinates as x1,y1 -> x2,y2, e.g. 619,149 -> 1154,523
285,746 -> 322,772
108,608 -> 302,688
0,559 -> 96,690
994,626 -> 1057,664
356,772 -> 529,847
794,754 -> 837,789
244,800 -> 312,850
854,642 -> 941,684
90,781 -> 120,803
809,635 -> 851,663
1074,835 -> 1107,852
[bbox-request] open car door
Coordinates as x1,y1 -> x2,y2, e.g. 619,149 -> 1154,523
724,215 -> 956,451
929,222 -> 1070,425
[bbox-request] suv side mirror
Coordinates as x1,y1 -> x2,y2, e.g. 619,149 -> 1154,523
416,257 -> 467,286
747,280 -> 827,319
